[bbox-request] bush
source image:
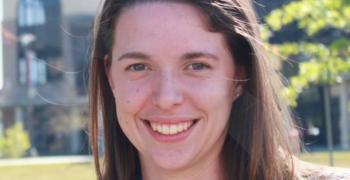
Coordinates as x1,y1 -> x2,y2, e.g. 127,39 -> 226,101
0,123 -> 31,158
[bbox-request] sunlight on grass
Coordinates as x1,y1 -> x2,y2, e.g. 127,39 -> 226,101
0,163 -> 96,180
0,151 -> 349,179
300,151 -> 350,168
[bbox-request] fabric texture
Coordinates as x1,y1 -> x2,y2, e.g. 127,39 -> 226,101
296,160 -> 350,180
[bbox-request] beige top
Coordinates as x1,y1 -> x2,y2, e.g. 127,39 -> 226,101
296,160 -> 350,180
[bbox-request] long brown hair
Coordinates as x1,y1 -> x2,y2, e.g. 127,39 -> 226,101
89,0 -> 300,179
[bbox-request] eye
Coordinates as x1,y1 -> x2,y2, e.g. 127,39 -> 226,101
126,63 -> 150,71
187,62 -> 210,71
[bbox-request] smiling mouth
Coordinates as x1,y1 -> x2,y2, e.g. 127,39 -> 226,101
143,119 -> 199,135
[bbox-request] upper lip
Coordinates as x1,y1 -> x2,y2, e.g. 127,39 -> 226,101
141,116 -> 199,124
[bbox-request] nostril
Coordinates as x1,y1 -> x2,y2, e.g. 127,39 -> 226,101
152,91 -> 183,110
152,94 -> 184,110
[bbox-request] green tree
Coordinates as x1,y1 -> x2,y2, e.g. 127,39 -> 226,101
0,123 -> 31,158
264,0 -> 350,106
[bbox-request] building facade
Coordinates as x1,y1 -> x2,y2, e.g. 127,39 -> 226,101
0,0 -> 98,155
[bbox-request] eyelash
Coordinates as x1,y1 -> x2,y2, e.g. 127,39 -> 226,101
125,62 -> 211,72
125,63 -> 150,71
186,62 -> 211,71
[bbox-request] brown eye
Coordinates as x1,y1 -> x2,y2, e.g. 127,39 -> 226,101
126,63 -> 149,71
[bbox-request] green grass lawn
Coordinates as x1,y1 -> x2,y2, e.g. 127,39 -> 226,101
300,151 -> 350,168
0,151 -> 348,180
0,163 -> 96,180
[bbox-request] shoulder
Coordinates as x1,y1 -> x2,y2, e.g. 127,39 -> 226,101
295,160 -> 350,180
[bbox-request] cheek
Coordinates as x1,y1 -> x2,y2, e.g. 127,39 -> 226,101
113,78 -> 152,115
185,76 -> 235,105
192,63 -> 235,105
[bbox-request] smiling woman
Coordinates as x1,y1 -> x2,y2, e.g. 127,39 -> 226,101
89,1 -> 349,180
107,4 -> 237,179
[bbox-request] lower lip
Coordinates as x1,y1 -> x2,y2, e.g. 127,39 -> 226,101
144,121 -> 197,143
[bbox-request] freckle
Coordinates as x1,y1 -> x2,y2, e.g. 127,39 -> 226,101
136,89 -> 140,93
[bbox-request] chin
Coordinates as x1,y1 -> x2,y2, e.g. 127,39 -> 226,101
149,147 -> 196,171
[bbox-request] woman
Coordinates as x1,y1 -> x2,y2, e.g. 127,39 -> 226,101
89,0 -> 350,179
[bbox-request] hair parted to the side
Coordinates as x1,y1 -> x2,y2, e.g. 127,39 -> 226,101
89,0 -> 300,180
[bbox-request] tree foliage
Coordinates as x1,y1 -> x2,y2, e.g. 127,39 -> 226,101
264,0 -> 350,106
0,123 -> 31,158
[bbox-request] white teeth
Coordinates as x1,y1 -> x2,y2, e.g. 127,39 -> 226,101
169,125 -> 176,134
149,121 -> 194,135
151,123 -> 157,131
162,125 -> 170,135
157,124 -> 162,132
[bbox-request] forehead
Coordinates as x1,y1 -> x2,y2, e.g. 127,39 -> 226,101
112,2 -> 229,57
116,2 -> 209,29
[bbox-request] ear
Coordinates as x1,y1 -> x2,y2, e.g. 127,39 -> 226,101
233,66 -> 246,100
234,65 -> 246,89
104,55 -> 115,89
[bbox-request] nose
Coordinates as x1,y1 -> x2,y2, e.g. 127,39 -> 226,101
152,72 -> 184,111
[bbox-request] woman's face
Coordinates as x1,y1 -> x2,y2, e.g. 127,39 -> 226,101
107,2 -> 239,172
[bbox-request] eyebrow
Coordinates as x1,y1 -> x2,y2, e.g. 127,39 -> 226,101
180,52 -> 218,61
116,52 -> 151,61
116,51 -> 219,62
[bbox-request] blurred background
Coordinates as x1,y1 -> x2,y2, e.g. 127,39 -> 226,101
0,0 -> 349,179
